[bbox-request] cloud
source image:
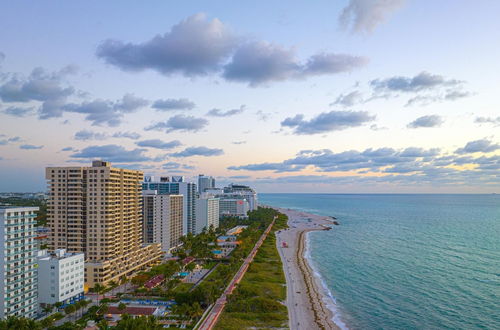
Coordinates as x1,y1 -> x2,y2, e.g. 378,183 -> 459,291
61,147 -> 75,152
20,144 -> 43,150
228,162 -> 306,172
3,106 -> 35,117
170,146 -> 224,157
228,175 -> 251,180
96,14 -> 367,86
369,124 -> 387,131
162,161 -> 195,171
255,110 -> 271,121
112,131 -> 141,140
475,116 -> 500,126
0,136 -> 22,145
71,144 -> 151,162
145,114 -> 208,133
223,41 -> 367,86
74,130 -> 108,141
405,90 -> 472,107
253,168 -> 500,187
0,66 -> 75,103
228,145 -> 500,187
302,53 -> 369,76
455,139 -> 500,154
152,98 -> 196,111
232,141 -> 246,145
281,110 -> 375,135
407,115 -> 443,128
371,72 -> 462,93
229,146 -> 446,174
339,0 -> 407,33
207,105 -> 245,117
332,91 -> 363,107
96,13 -> 237,76
136,139 -> 182,150
399,147 -> 440,158
60,93 -> 148,126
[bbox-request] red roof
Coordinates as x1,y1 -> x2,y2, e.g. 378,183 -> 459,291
107,306 -> 156,315
144,274 -> 164,289
182,256 -> 195,265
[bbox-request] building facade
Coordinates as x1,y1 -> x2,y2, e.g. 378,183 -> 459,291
195,197 -> 219,234
223,184 -> 258,211
37,249 -> 84,307
143,176 -> 196,234
197,175 -> 215,194
219,199 -> 250,218
142,191 -> 183,253
0,207 -> 38,319
46,161 -> 162,288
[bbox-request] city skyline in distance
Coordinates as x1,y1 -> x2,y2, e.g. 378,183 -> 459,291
1,1 -> 499,193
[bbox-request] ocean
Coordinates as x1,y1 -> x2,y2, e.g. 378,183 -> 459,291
260,194 -> 500,330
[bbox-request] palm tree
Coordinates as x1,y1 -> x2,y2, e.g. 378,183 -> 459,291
1,316 -> 42,330
64,304 -> 77,321
94,283 -> 105,305
98,303 -> 109,316
97,319 -> 109,330
191,302 -> 203,319
117,302 -> 127,313
119,275 -> 128,292
42,304 -> 53,315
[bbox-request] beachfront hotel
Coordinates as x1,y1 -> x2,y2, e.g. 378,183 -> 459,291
195,197 -> 219,234
142,176 -> 197,235
0,206 -> 38,319
45,161 -> 162,288
142,190 -> 184,253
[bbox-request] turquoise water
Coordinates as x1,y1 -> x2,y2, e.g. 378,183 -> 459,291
260,194 -> 500,330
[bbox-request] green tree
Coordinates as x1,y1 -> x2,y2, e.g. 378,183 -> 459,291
94,283 -> 105,305
97,319 -> 109,330
42,304 -> 53,315
117,302 -> 127,312
64,304 -> 76,315
0,316 -> 42,329
97,303 -> 109,316
119,275 -> 128,291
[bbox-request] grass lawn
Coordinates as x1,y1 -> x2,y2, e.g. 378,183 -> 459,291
215,213 -> 289,329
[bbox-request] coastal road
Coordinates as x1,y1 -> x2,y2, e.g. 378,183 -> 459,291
197,218 -> 276,330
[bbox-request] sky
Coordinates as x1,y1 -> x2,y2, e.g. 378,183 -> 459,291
0,0 -> 499,193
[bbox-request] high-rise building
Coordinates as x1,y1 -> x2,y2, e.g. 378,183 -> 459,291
219,199 -> 250,218
0,206 -> 38,319
37,249 -> 84,307
222,184 -> 258,211
198,174 -> 215,194
46,161 -> 162,288
142,191 -> 183,253
195,197 -> 219,234
143,176 -> 196,234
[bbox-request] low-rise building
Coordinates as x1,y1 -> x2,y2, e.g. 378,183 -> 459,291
37,249 -> 85,307
0,206 -> 38,319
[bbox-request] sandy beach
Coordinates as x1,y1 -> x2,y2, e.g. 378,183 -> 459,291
274,207 -> 340,330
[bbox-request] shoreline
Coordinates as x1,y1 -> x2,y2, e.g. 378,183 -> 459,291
272,206 -> 343,330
